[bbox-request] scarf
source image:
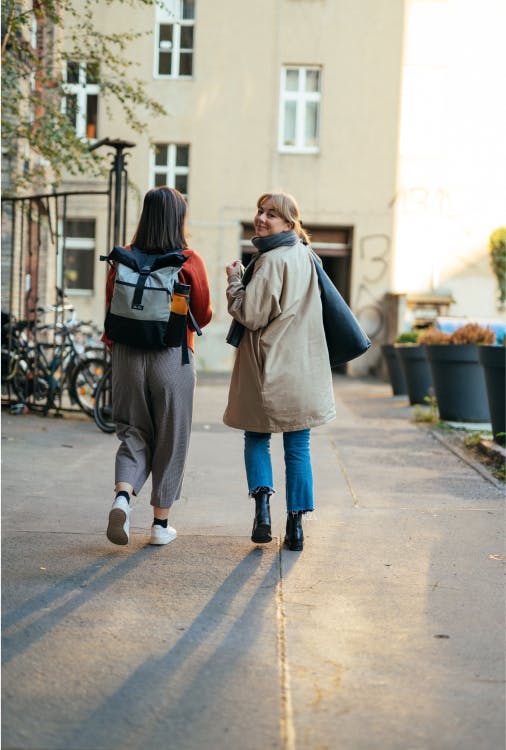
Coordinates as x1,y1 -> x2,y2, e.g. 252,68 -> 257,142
226,230 -> 300,347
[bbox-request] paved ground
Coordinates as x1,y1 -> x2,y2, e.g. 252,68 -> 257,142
2,375 -> 505,750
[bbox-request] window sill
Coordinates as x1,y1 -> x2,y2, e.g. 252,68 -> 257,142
278,147 -> 320,155
153,75 -> 194,81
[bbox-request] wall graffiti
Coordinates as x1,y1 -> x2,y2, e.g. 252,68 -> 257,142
355,233 -> 391,340
389,186 -> 450,215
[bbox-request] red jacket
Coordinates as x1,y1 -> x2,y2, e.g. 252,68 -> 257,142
102,247 -> 212,351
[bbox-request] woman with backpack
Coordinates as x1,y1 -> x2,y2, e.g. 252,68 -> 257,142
223,191 -> 336,551
103,186 -> 212,546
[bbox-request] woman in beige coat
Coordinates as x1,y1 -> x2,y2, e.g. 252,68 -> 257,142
224,192 -> 335,551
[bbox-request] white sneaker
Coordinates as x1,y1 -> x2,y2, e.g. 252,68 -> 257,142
149,523 -> 177,546
106,496 -> 130,545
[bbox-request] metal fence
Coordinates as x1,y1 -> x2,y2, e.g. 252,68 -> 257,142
1,139 -> 133,413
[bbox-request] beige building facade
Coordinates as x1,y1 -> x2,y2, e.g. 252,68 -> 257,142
58,0 -> 504,374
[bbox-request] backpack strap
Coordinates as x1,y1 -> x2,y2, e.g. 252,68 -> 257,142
131,266 -> 152,310
181,328 -> 190,365
188,308 -> 202,336
99,254 -> 115,269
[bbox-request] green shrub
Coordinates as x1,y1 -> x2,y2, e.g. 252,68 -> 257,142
395,330 -> 421,344
490,227 -> 506,305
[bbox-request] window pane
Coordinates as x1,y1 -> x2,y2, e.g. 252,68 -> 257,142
86,94 -> 98,138
180,25 -> 193,48
64,249 -> 94,290
285,69 -> 299,91
64,220 -> 95,238
159,51 -> 172,75
305,101 -> 319,146
176,145 -> 189,166
159,0 -> 177,18
182,0 -> 195,20
65,95 -> 78,129
283,101 -> 297,145
86,61 -> 100,84
179,52 -> 193,76
159,24 -> 173,45
305,69 -> 320,92
154,172 -> 167,187
175,174 -> 188,195
154,144 -> 168,166
66,60 -> 80,83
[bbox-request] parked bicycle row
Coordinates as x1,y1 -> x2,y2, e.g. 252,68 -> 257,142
2,307 -> 109,420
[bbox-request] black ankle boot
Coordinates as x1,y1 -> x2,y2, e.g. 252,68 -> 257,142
251,491 -> 272,543
284,512 -> 303,551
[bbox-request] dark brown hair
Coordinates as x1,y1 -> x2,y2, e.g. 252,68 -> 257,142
131,186 -> 188,253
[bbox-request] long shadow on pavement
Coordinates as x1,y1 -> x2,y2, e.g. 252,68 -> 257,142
2,543 -> 158,667
62,547 -> 280,750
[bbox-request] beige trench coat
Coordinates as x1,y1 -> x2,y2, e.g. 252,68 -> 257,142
223,241 -> 336,433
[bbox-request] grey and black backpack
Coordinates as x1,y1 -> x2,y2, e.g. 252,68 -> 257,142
101,246 -> 201,363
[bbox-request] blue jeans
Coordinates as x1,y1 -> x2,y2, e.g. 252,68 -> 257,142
244,430 -> 314,513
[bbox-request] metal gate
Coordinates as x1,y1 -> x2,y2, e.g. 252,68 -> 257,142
1,140 -> 133,414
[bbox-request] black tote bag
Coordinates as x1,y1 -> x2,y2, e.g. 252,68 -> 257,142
312,257 -> 371,367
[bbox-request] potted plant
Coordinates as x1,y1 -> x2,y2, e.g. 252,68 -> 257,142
419,323 -> 495,423
394,330 -> 433,405
380,341 -> 407,395
478,337 -> 505,445
489,227 -> 506,309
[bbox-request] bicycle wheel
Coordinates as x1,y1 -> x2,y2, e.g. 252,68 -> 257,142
93,365 -> 115,433
8,352 -> 49,407
70,357 -> 107,416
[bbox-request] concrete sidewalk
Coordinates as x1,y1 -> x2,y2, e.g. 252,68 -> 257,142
2,375 -> 505,750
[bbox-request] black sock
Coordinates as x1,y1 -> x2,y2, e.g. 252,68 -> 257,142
116,490 -> 130,504
153,518 -> 168,528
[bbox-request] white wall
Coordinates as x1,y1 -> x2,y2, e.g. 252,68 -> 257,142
392,0 -> 506,322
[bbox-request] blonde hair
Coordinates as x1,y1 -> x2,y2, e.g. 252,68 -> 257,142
257,192 -> 311,244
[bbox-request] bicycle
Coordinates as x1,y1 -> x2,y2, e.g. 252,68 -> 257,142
2,313 -> 107,416
2,318 -> 49,406
93,363 -> 115,433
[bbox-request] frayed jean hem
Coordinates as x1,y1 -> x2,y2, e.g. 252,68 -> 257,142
248,486 -> 275,498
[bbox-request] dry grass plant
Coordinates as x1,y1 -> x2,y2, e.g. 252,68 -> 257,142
418,323 -> 496,346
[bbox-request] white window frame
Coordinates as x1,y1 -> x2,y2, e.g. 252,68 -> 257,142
151,143 -> 190,199
57,219 -> 96,296
278,65 -> 322,154
154,0 -> 195,79
62,61 -> 100,140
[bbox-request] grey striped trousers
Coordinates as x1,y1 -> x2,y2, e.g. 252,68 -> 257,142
112,343 -> 196,508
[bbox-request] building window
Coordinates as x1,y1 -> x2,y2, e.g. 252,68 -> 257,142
62,61 -> 99,139
279,66 -> 321,153
155,0 -> 195,78
60,219 -> 96,293
151,144 -> 190,199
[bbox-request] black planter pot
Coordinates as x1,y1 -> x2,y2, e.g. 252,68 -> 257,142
478,345 -> 505,444
426,344 -> 490,423
381,344 -> 407,395
396,345 -> 433,405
